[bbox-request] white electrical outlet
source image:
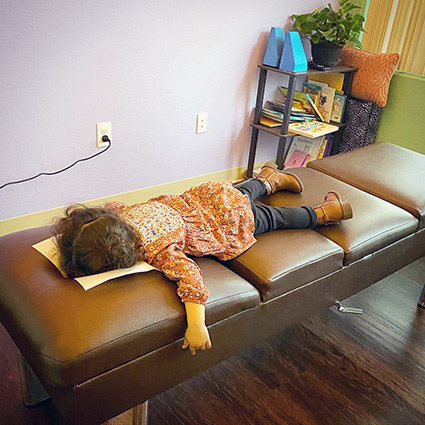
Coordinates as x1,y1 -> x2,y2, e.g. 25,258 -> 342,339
96,122 -> 112,147
196,113 -> 208,134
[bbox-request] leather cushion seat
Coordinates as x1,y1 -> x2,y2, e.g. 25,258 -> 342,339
225,229 -> 344,302
307,142 -> 425,229
260,167 -> 418,265
0,227 -> 260,388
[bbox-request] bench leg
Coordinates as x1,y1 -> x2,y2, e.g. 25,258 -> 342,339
419,283 -> 425,309
18,351 -> 50,406
102,401 -> 149,425
133,401 -> 149,425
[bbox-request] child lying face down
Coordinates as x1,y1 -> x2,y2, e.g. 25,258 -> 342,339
53,162 -> 353,355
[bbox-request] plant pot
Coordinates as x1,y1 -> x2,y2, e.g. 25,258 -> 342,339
311,42 -> 344,67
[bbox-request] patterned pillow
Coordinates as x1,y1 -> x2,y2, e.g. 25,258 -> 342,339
339,46 -> 399,107
339,97 -> 382,153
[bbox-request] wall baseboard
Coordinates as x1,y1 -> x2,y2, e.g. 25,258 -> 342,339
0,162 -> 267,237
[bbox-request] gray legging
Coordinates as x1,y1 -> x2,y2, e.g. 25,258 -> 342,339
236,178 -> 317,235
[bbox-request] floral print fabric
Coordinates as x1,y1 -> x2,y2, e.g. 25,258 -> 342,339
105,181 -> 256,305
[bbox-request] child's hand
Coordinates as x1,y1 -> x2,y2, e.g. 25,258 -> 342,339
182,323 -> 212,355
182,302 -> 212,355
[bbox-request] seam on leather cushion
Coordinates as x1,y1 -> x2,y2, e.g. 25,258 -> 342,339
337,221 -> 416,259
307,164 -> 422,222
236,250 -> 341,285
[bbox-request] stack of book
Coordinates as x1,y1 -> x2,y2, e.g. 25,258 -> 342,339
278,87 -> 323,121
260,103 -> 315,128
259,86 -> 324,128
260,107 -> 284,127
259,72 -> 348,129
283,135 -> 334,170
303,73 -> 347,124
267,99 -> 316,121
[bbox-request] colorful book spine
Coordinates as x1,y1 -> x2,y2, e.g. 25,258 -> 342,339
330,94 -> 347,124
323,136 -> 334,157
260,116 -> 281,127
317,86 -> 336,123
305,93 -> 324,121
315,137 -> 328,160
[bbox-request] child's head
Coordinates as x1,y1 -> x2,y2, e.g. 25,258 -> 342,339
53,204 -> 141,278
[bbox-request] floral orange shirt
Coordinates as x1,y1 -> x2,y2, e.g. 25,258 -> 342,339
105,181 -> 256,306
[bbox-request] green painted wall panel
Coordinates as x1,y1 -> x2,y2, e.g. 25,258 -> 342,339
376,71 -> 425,154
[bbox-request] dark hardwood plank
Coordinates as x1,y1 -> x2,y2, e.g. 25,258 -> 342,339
0,325 -> 62,425
147,260 -> 425,425
1,258 -> 424,425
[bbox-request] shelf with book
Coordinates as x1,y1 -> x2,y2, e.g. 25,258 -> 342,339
252,120 -> 347,134
245,63 -> 357,178
260,63 -> 357,76
251,123 -> 291,138
283,134 -> 330,170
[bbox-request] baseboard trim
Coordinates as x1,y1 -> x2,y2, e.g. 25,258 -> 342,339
0,162 -> 267,236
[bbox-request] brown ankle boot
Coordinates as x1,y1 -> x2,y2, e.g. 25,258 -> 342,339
314,191 -> 353,226
256,161 -> 304,195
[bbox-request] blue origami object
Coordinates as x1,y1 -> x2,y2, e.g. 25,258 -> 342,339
279,31 -> 308,72
263,27 -> 285,68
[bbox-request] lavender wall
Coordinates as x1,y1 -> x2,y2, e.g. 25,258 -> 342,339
0,0 -> 334,221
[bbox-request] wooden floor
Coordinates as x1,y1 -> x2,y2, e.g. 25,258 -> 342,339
1,258 -> 424,425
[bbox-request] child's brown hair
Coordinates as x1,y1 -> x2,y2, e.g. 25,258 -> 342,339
53,204 -> 141,278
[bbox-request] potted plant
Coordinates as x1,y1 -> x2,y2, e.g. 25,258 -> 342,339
292,0 -> 365,67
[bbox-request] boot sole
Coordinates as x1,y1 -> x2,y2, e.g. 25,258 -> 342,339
341,201 -> 353,220
327,191 -> 353,220
282,171 -> 304,193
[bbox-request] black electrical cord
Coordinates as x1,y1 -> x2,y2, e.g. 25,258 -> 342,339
0,135 -> 111,190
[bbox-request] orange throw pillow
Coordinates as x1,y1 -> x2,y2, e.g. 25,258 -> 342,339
339,46 -> 399,107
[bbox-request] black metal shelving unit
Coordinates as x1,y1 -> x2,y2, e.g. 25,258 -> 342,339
246,64 -> 358,178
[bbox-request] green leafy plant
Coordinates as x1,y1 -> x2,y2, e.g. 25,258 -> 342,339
292,0 -> 365,47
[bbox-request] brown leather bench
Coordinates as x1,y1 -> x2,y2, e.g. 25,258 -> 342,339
0,142 -> 424,425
